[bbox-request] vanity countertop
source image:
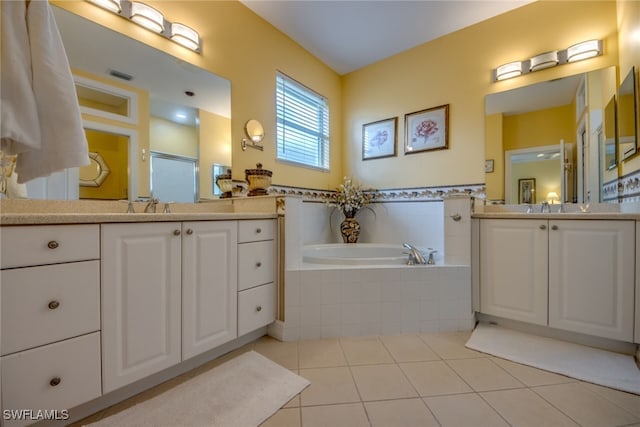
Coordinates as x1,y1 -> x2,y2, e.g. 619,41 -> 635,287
472,212 -> 640,220
0,212 -> 278,225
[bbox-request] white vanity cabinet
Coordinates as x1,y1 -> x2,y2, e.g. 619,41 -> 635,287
181,221 -> 238,360
635,221 -> 639,344
101,222 -> 182,393
101,220 -> 239,393
0,225 -> 102,426
237,220 -> 277,336
479,218 -> 636,342
479,219 -> 548,325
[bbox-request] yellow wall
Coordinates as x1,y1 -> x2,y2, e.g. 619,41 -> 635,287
342,1 -> 618,190
503,105 -> 575,152
149,116 -> 198,158
199,110 -> 232,200
79,130 -> 129,199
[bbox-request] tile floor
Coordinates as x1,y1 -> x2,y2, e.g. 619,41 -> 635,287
75,332 -> 640,427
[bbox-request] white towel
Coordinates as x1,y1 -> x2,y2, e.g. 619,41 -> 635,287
1,0 -> 89,183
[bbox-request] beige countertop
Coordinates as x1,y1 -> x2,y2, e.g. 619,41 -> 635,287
472,212 -> 640,220
0,212 -> 278,225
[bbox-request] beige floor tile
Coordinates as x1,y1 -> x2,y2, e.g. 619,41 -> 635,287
260,407 -> 301,427
446,358 -> 524,391
340,336 -> 395,365
424,393 -> 510,427
365,398 -> 440,427
533,382 -> 640,427
380,334 -> 441,362
298,339 -> 347,368
299,367 -> 361,406
419,331 -> 486,359
481,388 -> 580,427
253,336 -> 299,370
581,382 -> 640,417
399,360 -> 473,396
350,364 -> 418,401
301,403 -> 370,427
283,394 -> 301,408
490,357 -> 575,387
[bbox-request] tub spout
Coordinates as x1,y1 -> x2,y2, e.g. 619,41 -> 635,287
403,243 -> 427,265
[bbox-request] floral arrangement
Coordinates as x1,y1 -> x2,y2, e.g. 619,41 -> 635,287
325,177 -> 376,218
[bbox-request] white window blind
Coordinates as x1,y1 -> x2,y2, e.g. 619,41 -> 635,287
276,72 -> 330,170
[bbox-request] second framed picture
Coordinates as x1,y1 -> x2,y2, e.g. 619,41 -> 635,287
404,104 -> 449,154
362,117 -> 397,160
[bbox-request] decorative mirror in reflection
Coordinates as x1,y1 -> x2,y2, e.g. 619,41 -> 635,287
79,151 -> 111,187
618,66 -> 638,161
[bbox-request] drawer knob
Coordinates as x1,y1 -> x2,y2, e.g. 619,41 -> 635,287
49,377 -> 61,387
256,261 -> 262,268
551,225 -> 559,230
539,225 -> 547,230
47,241 -> 59,249
186,228 -> 194,235
256,306 -> 262,312
173,229 -> 181,236
256,228 -> 262,234
48,300 -> 60,310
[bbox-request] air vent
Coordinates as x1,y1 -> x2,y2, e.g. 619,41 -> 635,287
108,69 -> 133,81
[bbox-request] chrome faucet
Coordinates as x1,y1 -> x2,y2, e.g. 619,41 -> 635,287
426,249 -> 437,265
540,200 -> 550,213
403,243 -> 427,265
144,198 -> 159,213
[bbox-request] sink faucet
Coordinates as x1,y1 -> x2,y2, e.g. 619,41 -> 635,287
144,198 -> 159,213
540,201 -> 550,213
403,243 -> 427,265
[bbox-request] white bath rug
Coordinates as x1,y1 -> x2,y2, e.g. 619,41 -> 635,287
466,323 -> 640,395
86,351 -> 310,427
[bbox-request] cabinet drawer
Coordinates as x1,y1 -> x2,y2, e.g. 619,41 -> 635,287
1,261 -> 100,355
238,240 -> 276,291
238,219 -> 275,243
238,282 -> 276,336
1,332 -> 102,424
0,225 -> 99,268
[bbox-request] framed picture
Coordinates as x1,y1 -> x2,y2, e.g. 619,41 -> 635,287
404,104 -> 449,154
485,159 -> 494,173
518,178 -> 536,204
362,117 -> 397,160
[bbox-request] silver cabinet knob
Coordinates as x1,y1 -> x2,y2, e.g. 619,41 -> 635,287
256,228 -> 262,234
173,229 -> 181,236
48,300 -> 60,310
539,224 -> 547,230
47,241 -> 59,249
256,306 -> 262,312
186,229 -> 194,235
551,225 -> 558,230
450,213 -> 462,222
49,377 -> 61,387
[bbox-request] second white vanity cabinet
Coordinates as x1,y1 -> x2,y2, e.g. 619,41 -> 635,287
480,218 -> 635,342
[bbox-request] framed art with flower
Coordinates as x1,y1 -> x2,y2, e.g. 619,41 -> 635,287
404,104 -> 449,154
362,117 -> 397,160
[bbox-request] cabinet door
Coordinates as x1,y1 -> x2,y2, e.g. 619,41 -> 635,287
101,223 -> 182,393
636,221 -> 639,345
549,220 -> 635,341
480,219 -> 548,325
182,221 -> 238,360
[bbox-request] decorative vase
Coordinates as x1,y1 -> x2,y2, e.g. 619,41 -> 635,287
340,216 -> 360,243
245,163 -> 272,196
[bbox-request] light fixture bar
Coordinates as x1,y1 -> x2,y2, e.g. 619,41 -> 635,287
84,0 -> 201,52
493,39 -> 602,82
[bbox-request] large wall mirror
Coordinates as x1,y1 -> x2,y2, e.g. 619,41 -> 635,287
26,6 -> 232,202
485,66 -> 617,205
618,66 -> 638,162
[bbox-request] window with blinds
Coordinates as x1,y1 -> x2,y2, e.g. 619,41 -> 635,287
276,72 -> 330,170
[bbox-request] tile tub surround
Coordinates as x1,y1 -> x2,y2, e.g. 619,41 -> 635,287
281,265 -> 473,341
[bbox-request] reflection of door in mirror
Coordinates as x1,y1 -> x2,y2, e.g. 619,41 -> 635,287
79,129 -> 128,199
505,146 -> 562,204
150,152 -> 197,203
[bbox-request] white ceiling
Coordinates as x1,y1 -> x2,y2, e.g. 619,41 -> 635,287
240,0 -> 534,75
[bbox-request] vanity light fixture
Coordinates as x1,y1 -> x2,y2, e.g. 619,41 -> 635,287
493,39 -> 602,82
566,39 -> 603,63
129,2 -> 164,33
85,0 -> 201,52
171,23 -> 200,52
495,61 -> 524,81
529,51 -> 558,72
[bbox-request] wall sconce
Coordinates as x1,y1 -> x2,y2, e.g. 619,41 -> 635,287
241,119 -> 265,151
85,0 -> 201,52
493,39 -> 602,82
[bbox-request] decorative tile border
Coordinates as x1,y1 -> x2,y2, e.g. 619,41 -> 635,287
619,169 -> 640,203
